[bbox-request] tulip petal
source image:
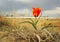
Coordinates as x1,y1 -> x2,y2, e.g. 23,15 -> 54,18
32,8 -> 41,17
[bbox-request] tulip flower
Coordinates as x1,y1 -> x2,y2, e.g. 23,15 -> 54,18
32,8 -> 41,17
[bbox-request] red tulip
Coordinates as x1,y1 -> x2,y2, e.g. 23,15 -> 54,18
32,8 -> 41,17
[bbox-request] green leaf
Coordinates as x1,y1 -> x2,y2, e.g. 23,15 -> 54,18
41,26 -> 49,30
35,19 -> 39,25
41,25 -> 59,30
19,21 -> 37,30
26,18 -> 34,23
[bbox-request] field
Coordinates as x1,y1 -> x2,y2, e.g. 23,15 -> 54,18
0,16 -> 60,42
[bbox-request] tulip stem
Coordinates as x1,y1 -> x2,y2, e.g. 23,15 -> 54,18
35,17 -> 37,22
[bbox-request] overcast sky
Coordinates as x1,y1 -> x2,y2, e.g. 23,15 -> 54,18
0,0 -> 60,17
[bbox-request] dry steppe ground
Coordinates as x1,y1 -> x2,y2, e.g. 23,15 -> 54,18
0,17 -> 60,42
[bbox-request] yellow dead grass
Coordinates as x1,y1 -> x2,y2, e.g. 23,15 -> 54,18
0,17 -> 60,33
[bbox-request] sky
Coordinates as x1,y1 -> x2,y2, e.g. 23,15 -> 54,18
0,0 -> 60,17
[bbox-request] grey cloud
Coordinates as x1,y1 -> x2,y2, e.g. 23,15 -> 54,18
0,0 -> 60,17
0,0 -> 60,11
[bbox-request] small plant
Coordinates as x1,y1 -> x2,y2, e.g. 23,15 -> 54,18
19,7 -> 42,42
20,8 -> 41,30
19,7 -> 58,42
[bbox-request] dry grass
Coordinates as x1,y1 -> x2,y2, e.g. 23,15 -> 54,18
0,16 -> 60,42
1,17 -> 60,32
